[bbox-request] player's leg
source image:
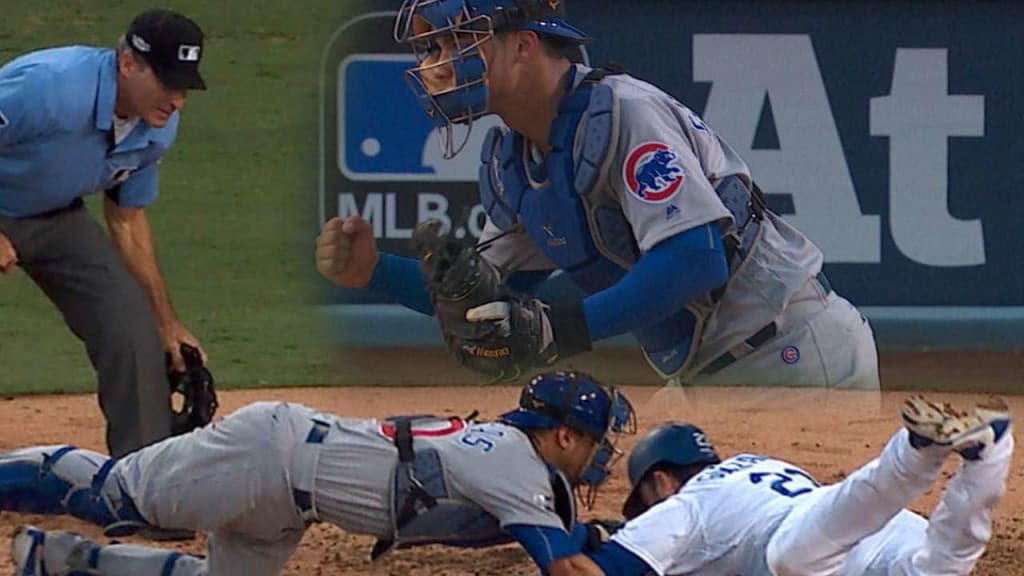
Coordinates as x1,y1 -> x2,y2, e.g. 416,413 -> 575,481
897,400 -> 1014,575
11,525 -> 207,576
766,396 -> 1004,576
803,293 -> 880,390
0,402 -> 314,538
114,401 -> 314,536
3,202 -> 171,457
204,527 -> 306,576
0,445 -> 147,528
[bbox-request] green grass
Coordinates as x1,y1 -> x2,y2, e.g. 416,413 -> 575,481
0,0 -> 353,394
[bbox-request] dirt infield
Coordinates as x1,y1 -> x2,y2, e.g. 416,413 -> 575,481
0,381 -> 1021,575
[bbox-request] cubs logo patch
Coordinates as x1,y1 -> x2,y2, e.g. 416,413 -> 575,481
781,346 -> 800,365
623,142 -> 684,203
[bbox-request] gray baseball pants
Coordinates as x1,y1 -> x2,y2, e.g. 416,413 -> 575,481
0,199 -> 172,456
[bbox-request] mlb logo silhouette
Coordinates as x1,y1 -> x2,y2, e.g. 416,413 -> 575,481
338,54 -> 500,182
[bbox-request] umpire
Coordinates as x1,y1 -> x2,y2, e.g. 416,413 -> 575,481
0,9 -> 208,457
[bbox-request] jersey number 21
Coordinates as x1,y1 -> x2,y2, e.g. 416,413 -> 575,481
749,468 -> 820,498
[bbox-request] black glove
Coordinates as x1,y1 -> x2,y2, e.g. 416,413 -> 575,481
582,518 -> 626,551
167,344 -> 219,435
412,219 -> 592,382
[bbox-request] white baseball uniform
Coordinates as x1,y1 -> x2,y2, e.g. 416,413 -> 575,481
610,427 -> 1014,575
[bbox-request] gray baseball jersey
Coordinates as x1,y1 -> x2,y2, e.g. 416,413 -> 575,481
479,64 -> 878,388
113,401 -> 570,576
309,412 -> 570,536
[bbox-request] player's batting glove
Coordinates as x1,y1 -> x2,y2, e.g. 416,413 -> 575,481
581,518 -> 625,551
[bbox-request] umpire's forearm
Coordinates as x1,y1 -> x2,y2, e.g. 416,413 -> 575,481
103,197 -> 177,326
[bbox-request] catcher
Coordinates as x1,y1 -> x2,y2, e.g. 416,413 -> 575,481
314,0 -> 878,389
2,371 -> 635,576
574,396 -> 1013,576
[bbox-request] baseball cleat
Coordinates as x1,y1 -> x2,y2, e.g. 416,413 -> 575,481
901,396 -> 1011,460
10,525 -> 44,576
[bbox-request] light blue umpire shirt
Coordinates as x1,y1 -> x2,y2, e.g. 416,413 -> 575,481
0,46 -> 178,218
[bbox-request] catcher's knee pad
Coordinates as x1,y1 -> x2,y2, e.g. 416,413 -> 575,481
0,445 -> 146,529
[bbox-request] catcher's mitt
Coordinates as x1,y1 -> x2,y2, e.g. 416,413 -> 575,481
411,219 -> 554,382
167,344 -> 219,435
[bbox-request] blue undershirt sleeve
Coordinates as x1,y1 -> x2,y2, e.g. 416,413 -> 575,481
364,252 -> 434,315
586,541 -> 656,576
582,223 -> 728,342
505,524 -> 579,574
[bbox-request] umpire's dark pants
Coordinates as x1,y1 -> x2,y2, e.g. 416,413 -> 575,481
0,200 -> 172,457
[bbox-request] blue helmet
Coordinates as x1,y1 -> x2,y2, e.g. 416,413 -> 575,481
499,371 -> 636,505
621,422 -> 721,519
393,0 -> 589,158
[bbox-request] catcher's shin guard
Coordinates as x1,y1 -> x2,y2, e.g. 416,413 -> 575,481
0,446 -> 147,529
12,526 -> 207,576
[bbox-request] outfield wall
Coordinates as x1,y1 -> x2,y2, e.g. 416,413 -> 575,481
321,1 -> 1024,351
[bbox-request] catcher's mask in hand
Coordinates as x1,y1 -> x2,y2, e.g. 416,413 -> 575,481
167,343 -> 219,436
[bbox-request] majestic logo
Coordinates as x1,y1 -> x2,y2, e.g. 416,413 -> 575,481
623,142 -> 684,203
688,113 -> 708,132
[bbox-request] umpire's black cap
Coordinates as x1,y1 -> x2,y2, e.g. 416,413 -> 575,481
126,9 -> 207,91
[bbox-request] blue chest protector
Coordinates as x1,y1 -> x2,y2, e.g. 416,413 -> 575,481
479,68 -> 706,370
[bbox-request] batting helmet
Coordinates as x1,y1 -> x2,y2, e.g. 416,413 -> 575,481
499,371 -> 636,504
621,422 -> 721,519
393,0 -> 588,158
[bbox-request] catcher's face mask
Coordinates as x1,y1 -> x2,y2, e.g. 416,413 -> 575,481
394,0 -> 589,160
576,385 -> 637,509
394,0 -> 495,160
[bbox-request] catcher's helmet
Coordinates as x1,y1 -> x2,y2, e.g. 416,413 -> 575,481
499,371 -> 636,504
499,371 -> 633,440
393,0 -> 588,158
621,422 -> 720,519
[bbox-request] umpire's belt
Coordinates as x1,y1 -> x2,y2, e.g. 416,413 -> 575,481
699,271 -> 832,377
292,419 -> 330,519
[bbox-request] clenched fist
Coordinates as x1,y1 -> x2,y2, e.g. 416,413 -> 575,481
315,216 -> 379,288
0,232 -> 18,275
